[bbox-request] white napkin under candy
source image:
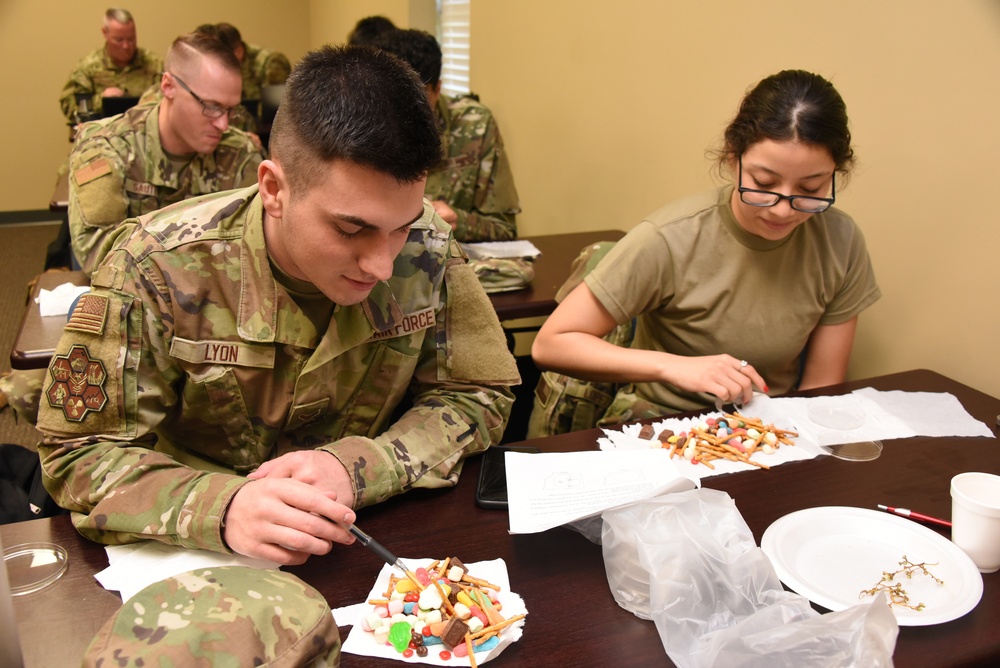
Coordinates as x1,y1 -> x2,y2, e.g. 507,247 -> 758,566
337,557 -> 527,665
598,389 -> 994,482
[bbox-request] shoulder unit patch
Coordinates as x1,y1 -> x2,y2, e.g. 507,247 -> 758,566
45,345 -> 109,422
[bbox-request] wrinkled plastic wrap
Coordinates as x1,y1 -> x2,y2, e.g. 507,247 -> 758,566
597,488 -> 898,667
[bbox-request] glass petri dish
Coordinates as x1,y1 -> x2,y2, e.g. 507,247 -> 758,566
818,433 -> 883,461
807,398 -> 866,430
2,542 -> 69,596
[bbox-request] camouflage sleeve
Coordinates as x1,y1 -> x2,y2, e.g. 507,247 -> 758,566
35,244 -> 247,552
67,133 -> 132,273
59,62 -> 96,122
452,115 -> 520,242
322,242 -> 520,508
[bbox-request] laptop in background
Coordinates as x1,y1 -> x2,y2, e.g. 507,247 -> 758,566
101,96 -> 141,118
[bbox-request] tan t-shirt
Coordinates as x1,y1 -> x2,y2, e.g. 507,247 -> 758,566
586,185 -> 881,414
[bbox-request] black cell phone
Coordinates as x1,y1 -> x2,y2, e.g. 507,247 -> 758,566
475,445 -> 540,509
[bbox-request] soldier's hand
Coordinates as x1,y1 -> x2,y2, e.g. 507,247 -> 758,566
223,478 -> 356,565
248,450 -> 355,508
431,199 -> 458,227
102,86 -> 125,97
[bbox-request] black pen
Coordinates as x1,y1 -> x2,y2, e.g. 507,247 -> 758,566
344,523 -> 410,574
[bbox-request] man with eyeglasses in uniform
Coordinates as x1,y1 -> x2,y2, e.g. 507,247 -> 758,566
59,8 -> 163,125
67,32 -> 264,274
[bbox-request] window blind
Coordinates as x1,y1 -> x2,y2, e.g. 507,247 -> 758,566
438,0 -> 470,96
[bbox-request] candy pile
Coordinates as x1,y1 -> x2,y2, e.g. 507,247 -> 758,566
637,411 -> 798,469
361,556 -> 525,666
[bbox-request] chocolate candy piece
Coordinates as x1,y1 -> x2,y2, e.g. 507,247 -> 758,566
657,429 -> 674,443
440,618 -> 470,649
638,424 -> 655,439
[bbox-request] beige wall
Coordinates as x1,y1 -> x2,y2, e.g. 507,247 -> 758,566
471,0 -> 1000,398
2,1 -> 997,398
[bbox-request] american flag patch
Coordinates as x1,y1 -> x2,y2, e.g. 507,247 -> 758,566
65,293 -> 108,335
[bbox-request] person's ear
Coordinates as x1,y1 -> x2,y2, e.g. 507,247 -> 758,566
159,72 -> 174,99
258,159 -> 287,221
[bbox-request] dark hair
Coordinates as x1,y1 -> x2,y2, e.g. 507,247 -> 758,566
348,15 -> 397,46
371,29 -> 441,86
268,45 -> 442,190
719,70 -> 854,175
166,32 -> 242,76
195,22 -> 243,54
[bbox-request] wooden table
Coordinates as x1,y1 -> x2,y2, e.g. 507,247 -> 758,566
7,231 -> 625,372
489,230 -> 624,321
3,369 -> 998,666
8,270 -> 89,370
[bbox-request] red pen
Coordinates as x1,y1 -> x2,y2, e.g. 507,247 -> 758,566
878,504 -> 952,528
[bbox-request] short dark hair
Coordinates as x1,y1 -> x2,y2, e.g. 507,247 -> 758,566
371,29 -> 441,87
718,70 -> 855,175
166,32 -> 242,77
268,45 -> 442,191
194,22 -> 243,54
348,15 -> 397,45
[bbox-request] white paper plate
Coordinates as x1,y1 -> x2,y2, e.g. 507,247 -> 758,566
761,507 -> 983,626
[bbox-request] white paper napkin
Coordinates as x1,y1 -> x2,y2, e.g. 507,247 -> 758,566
598,389 -> 994,481
35,282 -> 91,317
95,542 -> 279,602
338,557 -> 527,665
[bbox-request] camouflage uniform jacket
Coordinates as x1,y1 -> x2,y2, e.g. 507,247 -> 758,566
36,186 -> 519,553
241,43 -> 291,101
59,46 -> 163,122
426,94 -> 521,242
68,101 -> 263,273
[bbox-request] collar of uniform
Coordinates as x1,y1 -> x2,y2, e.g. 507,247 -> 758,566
435,93 -> 452,152
100,44 -> 140,73
142,102 -> 221,188
718,184 -> 798,251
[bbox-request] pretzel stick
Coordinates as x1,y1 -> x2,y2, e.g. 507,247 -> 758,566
469,614 -> 526,640
465,633 -> 478,668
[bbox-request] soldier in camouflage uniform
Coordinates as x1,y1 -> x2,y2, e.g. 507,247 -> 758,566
68,32 -> 263,274
35,45 -> 519,567
373,30 -> 521,242
84,566 -> 341,666
58,8 -> 163,124
203,22 -> 292,102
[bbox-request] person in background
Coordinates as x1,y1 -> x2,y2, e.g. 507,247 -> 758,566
35,45 -> 519,566
0,32 -> 265,432
68,31 -> 263,274
530,70 -> 880,431
348,15 -> 397,46
59,8 -> 162,124
205,22 -> 291,103
373,29 -> 521,242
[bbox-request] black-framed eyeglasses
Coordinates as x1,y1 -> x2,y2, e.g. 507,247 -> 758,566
738,159 -> 836,213
169,72 -> 235,119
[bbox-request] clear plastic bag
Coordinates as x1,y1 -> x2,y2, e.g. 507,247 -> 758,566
599,488 -> 898,667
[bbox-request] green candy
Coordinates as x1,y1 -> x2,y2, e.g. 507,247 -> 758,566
389,621 -> 413,652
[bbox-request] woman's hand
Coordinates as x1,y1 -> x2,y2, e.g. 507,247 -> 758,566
658,354 -> 767,406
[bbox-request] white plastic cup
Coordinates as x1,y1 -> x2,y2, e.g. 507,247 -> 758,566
950,472 -> 1000,573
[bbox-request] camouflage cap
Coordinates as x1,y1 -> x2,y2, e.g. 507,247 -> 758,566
83,566 -> 340,667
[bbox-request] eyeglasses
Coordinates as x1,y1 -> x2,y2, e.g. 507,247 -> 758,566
169,73 -> 235,119
737,159 -> 836,213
